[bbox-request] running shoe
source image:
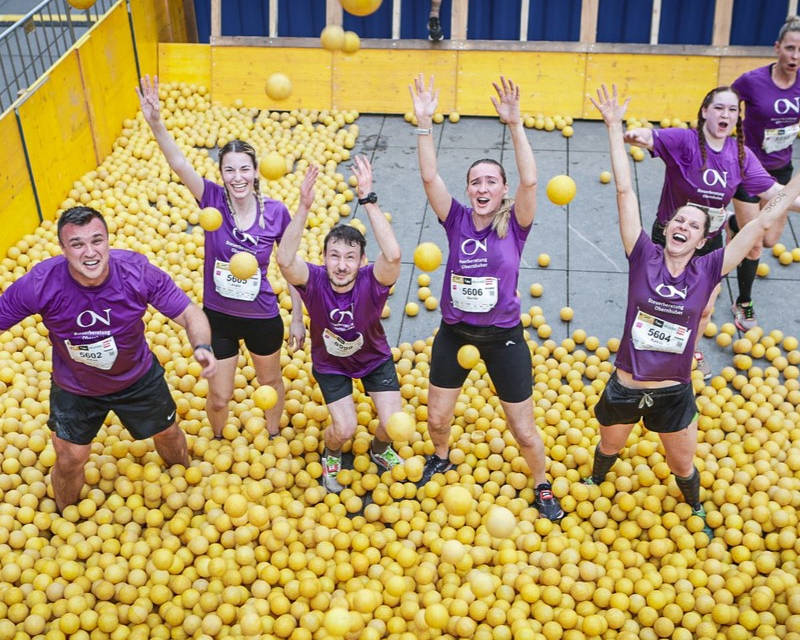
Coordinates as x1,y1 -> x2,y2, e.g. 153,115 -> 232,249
419,454 -> 454,485
693,351 -> 712,380
731,301 -> 757,331
581,477 -> 596,486
533,482 -> 564,521
321,452 -> 344,494
692,505 -> 714,538
369,444 -> 402,471
427,16 -> 443,41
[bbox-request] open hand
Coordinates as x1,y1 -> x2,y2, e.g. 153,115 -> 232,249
589,84 -> 630,127
299,165 -> 319,210
490,76 -> 521,126
351,154 -> 374,198
409,74 -> 439,123
136,75 -> 161,126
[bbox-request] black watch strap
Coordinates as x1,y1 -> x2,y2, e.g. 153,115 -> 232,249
358,192 -> 377,205
194,344 -> 213,354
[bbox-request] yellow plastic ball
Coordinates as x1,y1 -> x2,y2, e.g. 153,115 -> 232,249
320,24 -> 345,50
229,252 -> 258,279
413,242 -> 443,271
546,175 -> 576,206
198,207 -> 222,231
265,73 -> 292,101
253,385 -> 278,411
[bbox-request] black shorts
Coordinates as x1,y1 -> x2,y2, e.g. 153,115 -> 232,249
313,357 -> 400,404
593,371 -> 697,433
429,321 -> 532,403
48,355 -> 177,445
204,307 -> 284,359
651,219 -> 722,256
732,162 -> 792,207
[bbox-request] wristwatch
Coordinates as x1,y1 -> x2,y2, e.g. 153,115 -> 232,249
194,344 -> 214,355
358,192 -> 378,205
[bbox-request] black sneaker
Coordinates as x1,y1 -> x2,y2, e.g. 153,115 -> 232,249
533,482 -> 564,521
419,454 -> 453,485
428,16 -> 443,41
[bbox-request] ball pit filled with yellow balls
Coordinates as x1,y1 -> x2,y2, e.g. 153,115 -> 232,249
1,80 -> 800,640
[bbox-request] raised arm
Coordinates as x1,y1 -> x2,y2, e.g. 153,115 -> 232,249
491,76 -> 536,227
276,165 -> 318,287
352,155 -> 401,287
623,127 -> 654,151
590,85 -> 639,255
724,170 -> 800,275
410,74 -> 452,221
136,75 -> 205,201
755,180 -> 800,242
172,303 -> 217,378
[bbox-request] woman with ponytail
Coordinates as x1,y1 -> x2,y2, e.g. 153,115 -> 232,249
625,86 -> 797,379
409,75 -> 563,521
728,15 -> 800,331
138,76 -> 305,440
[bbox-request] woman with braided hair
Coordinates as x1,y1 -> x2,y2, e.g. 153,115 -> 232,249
138,76 -> 305,440
625,86 -> 797,379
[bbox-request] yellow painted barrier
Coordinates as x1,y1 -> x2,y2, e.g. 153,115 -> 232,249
78,3 -> 139,160
130,0 -> 166,76
17,50 -> 97,221
0,112 -> 39,257
158,43 -> 774,121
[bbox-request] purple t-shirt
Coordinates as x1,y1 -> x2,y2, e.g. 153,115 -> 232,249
199,179 -> 290,318
439,198 -> 530,328
733,64 -> 800,170
614,231 -> 724,384
651,128 -> 775,235
297,263 -> 392,378
0,251 -> 190,396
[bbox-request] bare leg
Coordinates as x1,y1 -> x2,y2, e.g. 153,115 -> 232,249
429,0 -> 442,17
205,355 -> 237,437
51,435 -> 91,512
369,390 -> 403,443
252,350 -> 285,436
324,395 -> 358,452
500,397 -> 547,486
153,422 -> 189,466
426,384 -> 461,458
597,422 -> 636,455
658,420 -> 698,479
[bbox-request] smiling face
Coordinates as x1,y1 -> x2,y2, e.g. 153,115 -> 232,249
701,90 -> 739,141
324,238 -> 364,292
775,31 -> 800,76
466,162 -> 509,217
664,206 -> 708,256
220,151 -> 256,201
59,217 -> 110,287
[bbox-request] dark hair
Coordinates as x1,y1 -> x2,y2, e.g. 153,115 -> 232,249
696,87 -> 744,173
323,225 -> 366,255
669,205 -> 711,237
219,139 -> 263,217
777,15 -> 800,42
57,206 -> 107,243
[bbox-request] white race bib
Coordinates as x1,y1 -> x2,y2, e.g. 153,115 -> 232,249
65,336 -> 118,370
323,328 -> 364,357
762,122 -> 800,154
687,202 -> 730,234
450,274 -> 498,313
213,259 -> 261,301
631,309 -> 691,354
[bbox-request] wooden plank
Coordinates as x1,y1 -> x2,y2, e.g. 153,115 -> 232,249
452,0 -> 468,40
158,42 -> 212,86
269,0 -> 278,38
718,55 -> 773,86
0,111 -> 39,257
326,0 -> 343,26
332,49 -> 456,113
579,0 -> 598,44
712,0 -> 733,47
210,0 -> 221,39
519,0 -> 529,41
650,0 -> 661,44
129,0 -> 162,76
17,51 -> 97,220
212,47 -> 332,110
583,53 -> 719,120
391,0 -> 401,40
456,50 -> 586,116
78,3 -> 139,161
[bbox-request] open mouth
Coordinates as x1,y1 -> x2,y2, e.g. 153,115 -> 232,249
476,197 -> 490,206
672,233 -> 687,244
84,259 -> 101,268
718,121 -> 729,132
230,183 -> 249,195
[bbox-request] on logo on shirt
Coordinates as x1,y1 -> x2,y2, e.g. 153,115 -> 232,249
702,169 -> 728,188
655,284 -> 687,300
774,97 -> 800,115
460,238 -> 488,256
76,308 -> 112,327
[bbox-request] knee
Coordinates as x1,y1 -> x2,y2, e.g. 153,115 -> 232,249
598,431 -> 625,455
513,424 -> 543,451
54,446 -> 90,473
153,422 -> 182,443
328,420 -> 356,443
667,458 -> 694,478
426,409 -> 452,434
207,388 -> 232,412
257,369 -> 283,389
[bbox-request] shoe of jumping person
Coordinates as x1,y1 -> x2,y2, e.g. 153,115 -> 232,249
321,451 -> 344,494
369,444 -> 402,471
581,477 -> 596,486
731,301 -> 757,331
427,16 -> 443,41
419,454 -> 453,485
692,505 -> 714,538
533,482 -> 564,521
693,350 -> 712,380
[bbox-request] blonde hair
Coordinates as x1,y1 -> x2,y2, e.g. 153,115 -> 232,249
490,198 -> 514,238
778,15 -> 800,41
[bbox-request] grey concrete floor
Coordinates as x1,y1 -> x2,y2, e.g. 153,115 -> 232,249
350,114 -> 800,379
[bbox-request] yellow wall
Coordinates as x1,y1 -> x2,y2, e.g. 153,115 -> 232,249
0,112 -> 40,254
158,43 -> 773,122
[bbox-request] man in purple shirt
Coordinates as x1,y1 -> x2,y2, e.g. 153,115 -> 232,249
278,157 -> 404,493
0,207 -> 216,511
